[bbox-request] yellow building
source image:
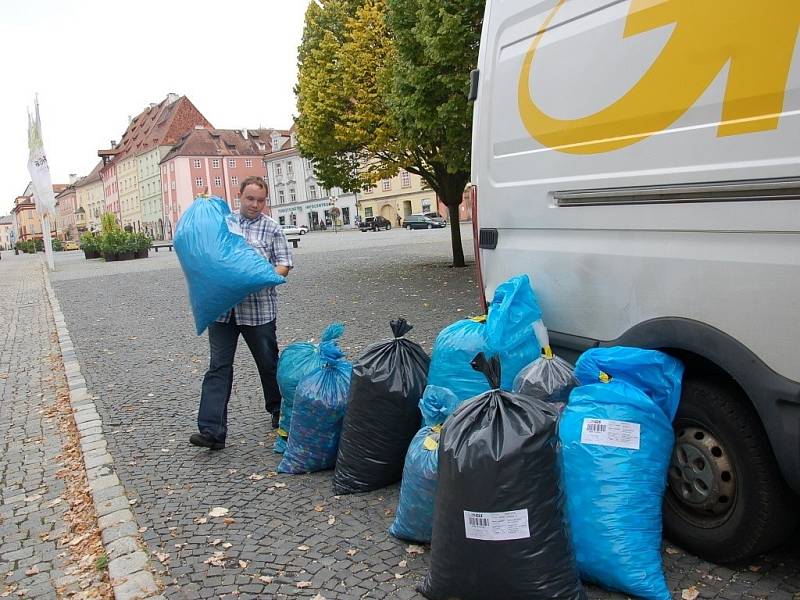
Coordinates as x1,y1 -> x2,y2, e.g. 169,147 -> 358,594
117,153 -> 140,230
358,169 -> 438,225
75,161 -> 104,233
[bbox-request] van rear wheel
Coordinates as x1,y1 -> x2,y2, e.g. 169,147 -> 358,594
663,375 -> 797,563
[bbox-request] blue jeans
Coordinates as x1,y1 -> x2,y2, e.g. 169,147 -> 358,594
197,317 -> 281,443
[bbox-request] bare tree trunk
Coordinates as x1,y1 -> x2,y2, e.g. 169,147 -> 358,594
447,202 -> 465,268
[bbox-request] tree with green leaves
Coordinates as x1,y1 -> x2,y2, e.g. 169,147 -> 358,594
295,0 -> 483,267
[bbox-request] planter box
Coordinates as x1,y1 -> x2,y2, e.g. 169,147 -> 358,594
103,252 -> 118,262
84,250 -> 100,259
118,251 -> 135,261
135,249 -> 149,259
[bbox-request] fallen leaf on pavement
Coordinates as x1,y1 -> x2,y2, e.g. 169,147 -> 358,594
327,515 -> 336,525
273,483 -> 287,489
297,545 -> 310,551
682,587 -> 700,600
203,552 -> 226,567
223,518 -> 236,525
209,539 -> 222,546
208,507 -> 229,518
24,567 -> 39,576
394,573 -> 404,579
194,517 -> 207,525
398,560 -> 407,568
346,549 -> 357,557
749,565 -> 762,572
222,543 -> 232,549
248,474 -> 265,481
238,560 -> 249,569
406,544 -> 425,555
312,594 -> 326,600
314,505 -> 324,512
297,581 -> 312,589
258,575 -> 274,583
154,552 -> 169,564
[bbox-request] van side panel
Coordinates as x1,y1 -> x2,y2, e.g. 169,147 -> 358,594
472,0 -> 800,491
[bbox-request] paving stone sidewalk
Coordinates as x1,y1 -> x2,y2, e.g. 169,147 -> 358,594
0,255 -> 77,597
27,236 -> 800,598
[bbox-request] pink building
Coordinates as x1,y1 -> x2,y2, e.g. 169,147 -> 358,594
55,182 -> 78,240
160,128 -> 271,238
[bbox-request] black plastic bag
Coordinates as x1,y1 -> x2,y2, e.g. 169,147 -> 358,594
420,353 -> 585,600
333,319 -> 430,494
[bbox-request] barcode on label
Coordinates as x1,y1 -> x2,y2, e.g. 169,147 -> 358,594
468,516 -> 489,527
586,422 -> 606,433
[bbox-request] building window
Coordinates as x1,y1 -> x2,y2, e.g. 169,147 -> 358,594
275,162 -> 282,176
214,176 -> 222,187
364,185 -> 373,194
290,188 -> 296,202
279,216 -> 286,225
401,170 -> 411,188
261,158 -> 267,167
309,185 -> 316,199
193,159 -> 201,168
234,198 -> 240,209
365,207 -> 373,218
342,207 -> 350,225
286,161 -> 294,176
231,176 -> 239,186
382,179 -> 391,191
278,189 -> 285,204
228,159 -> 236,168
245,159 -> 253,167
170,163 -> 174,172
212,159 -> 220,168
195,177 -> 203,187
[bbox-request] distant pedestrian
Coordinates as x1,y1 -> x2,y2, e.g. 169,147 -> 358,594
190,176 -> 293,450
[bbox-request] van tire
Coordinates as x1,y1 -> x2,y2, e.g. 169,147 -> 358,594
662,375 -> 798,563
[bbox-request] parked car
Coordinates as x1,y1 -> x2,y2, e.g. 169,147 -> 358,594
359,216 -> 392,231
403,214 -> 447,230
63,240 -> 80,251
281,224 -> 308,236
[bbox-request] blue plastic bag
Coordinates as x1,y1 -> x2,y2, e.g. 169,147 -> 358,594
389,385 -> 460,542
559,347 -> 684,600
275,323 -> 345,453
427,275 -> 541,400
174,196 -> 285,335
277,342 -> 352,474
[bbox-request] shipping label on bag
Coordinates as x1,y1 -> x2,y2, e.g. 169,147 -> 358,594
463,509 -> 530,541
580,418 -> 641,450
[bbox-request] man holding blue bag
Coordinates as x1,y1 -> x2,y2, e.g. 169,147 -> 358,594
190,176 -> 293,450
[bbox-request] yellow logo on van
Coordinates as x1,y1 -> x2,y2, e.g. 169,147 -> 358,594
518,0 -> 800,154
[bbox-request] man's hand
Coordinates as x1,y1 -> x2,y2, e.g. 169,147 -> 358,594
276,265 -> 291,277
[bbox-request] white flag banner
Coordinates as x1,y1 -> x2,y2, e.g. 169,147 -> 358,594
27,98 -> 57,218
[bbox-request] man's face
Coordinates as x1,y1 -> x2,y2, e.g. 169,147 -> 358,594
239,184 -> 267,219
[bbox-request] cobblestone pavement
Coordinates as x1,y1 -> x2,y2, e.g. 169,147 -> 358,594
0,254 -> 100,598
34,228 -> 800,599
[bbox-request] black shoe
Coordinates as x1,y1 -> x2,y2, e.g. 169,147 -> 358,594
271,411 -> 280,429
189,433 -> 225,450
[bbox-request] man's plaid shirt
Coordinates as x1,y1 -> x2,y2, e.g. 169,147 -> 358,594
216,212 -> 293,326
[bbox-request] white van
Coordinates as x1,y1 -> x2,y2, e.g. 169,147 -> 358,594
470,0 -> 800,562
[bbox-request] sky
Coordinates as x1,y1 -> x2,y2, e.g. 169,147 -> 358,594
0,0 -> 313,216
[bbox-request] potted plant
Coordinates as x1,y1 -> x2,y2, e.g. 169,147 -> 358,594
134,232 -> 152,259
80,233 -> 100,259
52,239 -> 64,252
117,232 -> 137,261
100,231 -> 122,261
